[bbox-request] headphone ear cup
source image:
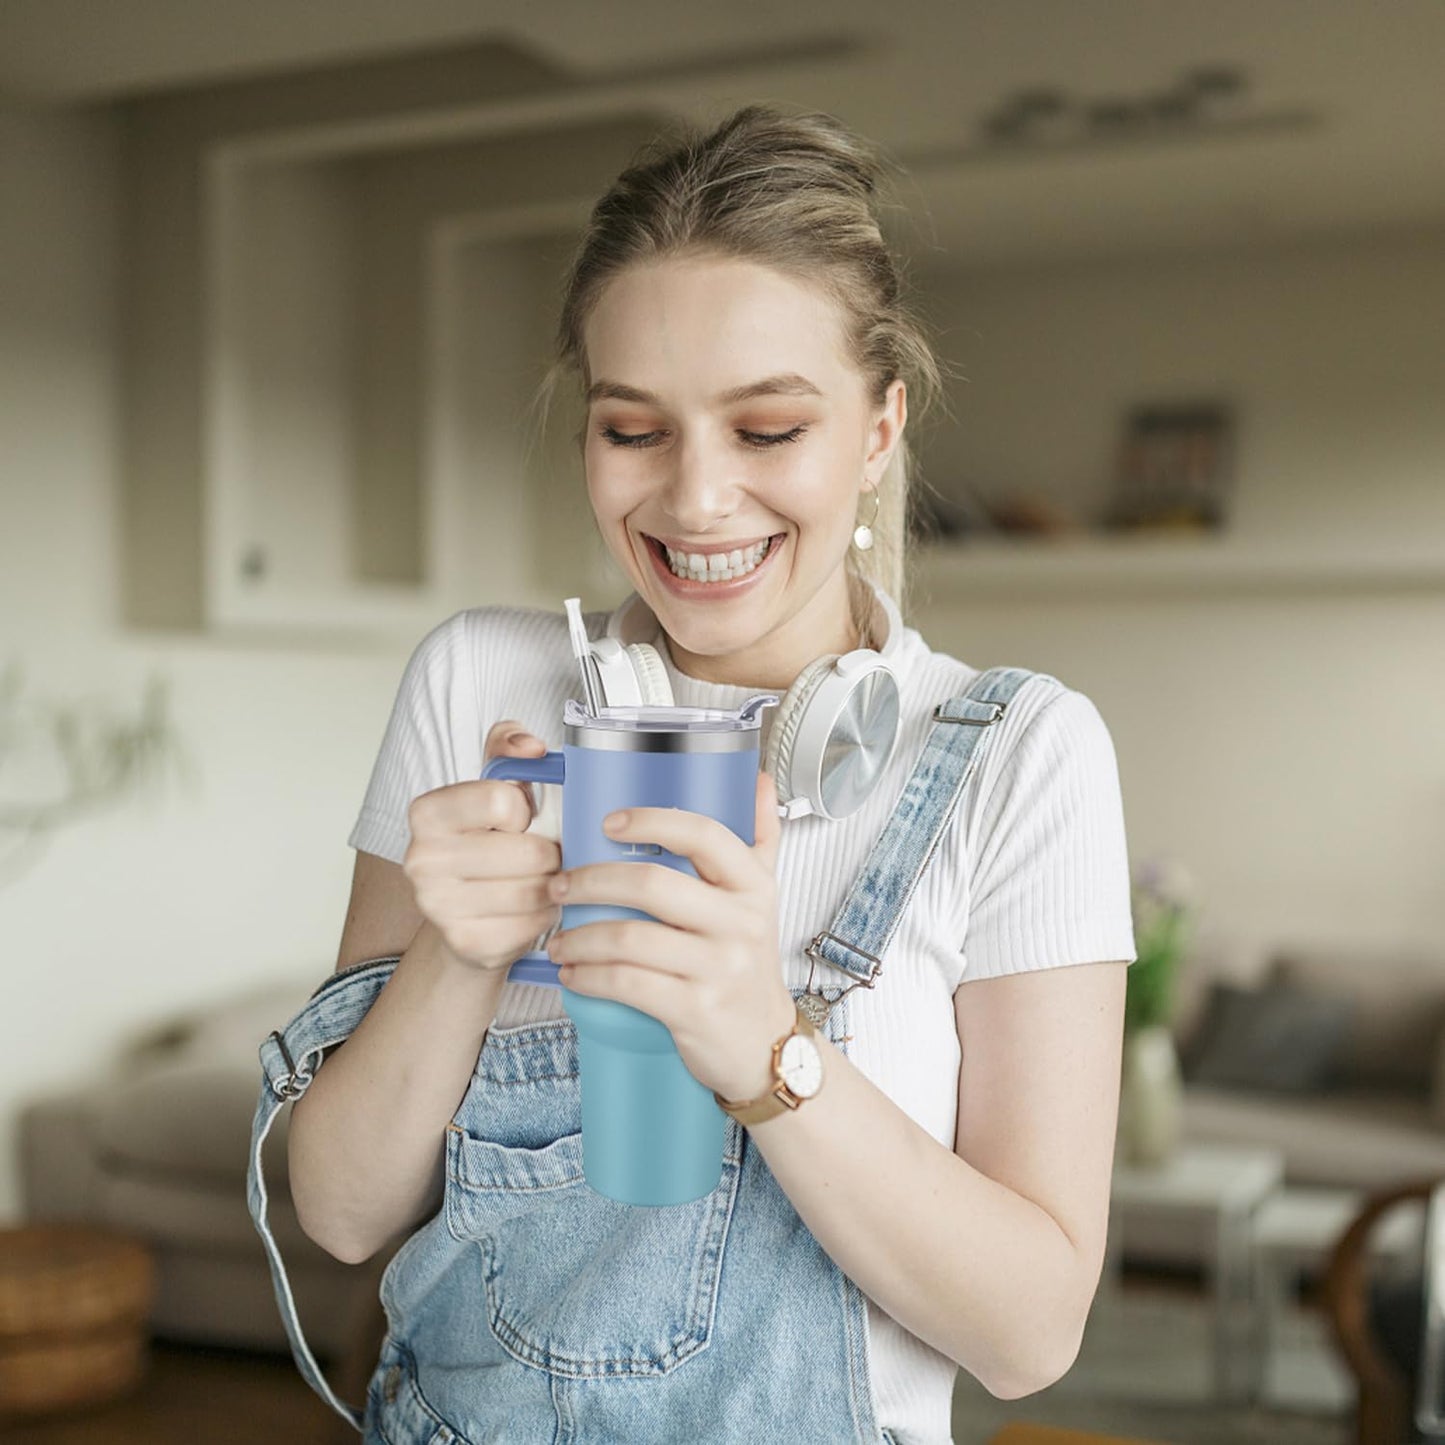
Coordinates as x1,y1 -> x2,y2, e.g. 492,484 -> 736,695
624,643 -> 674,707
764,656 -> 837,808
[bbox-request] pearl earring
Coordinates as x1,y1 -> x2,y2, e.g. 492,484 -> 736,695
852,485 -> 880,552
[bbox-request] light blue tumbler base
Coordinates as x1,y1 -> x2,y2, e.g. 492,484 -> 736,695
575,1028 -> 727,1207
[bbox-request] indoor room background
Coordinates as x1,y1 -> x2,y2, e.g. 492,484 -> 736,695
2,3 -> 1443,1442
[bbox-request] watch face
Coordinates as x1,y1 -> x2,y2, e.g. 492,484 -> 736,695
779,1035 -> 823,1099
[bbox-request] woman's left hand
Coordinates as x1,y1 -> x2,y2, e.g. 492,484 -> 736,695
544,768 -> 796,1104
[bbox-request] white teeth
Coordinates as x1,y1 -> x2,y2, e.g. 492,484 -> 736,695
660,537 -> 773,582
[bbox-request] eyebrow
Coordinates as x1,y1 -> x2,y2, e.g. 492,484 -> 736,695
584,372 -> 824,408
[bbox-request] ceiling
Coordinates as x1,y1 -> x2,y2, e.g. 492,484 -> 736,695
2,0 -> 1443,268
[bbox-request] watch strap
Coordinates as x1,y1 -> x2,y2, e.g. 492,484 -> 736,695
713,1002 -> 819,1125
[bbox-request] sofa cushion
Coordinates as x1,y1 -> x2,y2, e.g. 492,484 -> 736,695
1168,928 -> 1275,1056
1182,1086 -> 1445,1190
91,975 -> 323,1191
1269,946 -> 1445,1094
91,1058 -> 294,1193
126,977 -> 317,1072
1181,978 -> 1355,1094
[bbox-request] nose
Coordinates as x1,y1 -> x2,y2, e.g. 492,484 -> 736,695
661,430 -> 740,536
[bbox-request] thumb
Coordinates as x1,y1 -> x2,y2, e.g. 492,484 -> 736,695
483,718 -> 546,763
753,767 -> 782,872
481,718 -> 547,819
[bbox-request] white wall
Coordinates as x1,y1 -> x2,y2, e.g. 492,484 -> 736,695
0,103 -> 407,1220
909,229 -> 1445,993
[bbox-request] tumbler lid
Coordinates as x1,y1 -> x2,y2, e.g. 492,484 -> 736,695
563,694 -> 778,753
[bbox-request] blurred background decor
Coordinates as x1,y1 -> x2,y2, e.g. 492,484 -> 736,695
0,664 -> 191,889
4,1 -> 1445,1439
1118,856 -> 1196,1166
1102,402 -> 1235,535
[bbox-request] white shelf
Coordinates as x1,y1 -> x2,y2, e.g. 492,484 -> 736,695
913,531 -> 1445,598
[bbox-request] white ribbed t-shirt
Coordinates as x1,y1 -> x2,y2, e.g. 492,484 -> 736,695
347,582 -> 1137,1445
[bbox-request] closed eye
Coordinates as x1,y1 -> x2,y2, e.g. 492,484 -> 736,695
599,425 -> 808,450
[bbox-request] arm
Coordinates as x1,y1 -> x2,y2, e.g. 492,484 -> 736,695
744,957 -> 1128,1400
287,849 -> 508,1265
289,716 -> 561,1264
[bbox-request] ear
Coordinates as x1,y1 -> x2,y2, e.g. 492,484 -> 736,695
863,378 -> 908,488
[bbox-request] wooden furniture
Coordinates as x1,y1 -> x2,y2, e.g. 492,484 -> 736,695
1104,1140 -> 1284,1402
1252,1182 -> 1422,1409
0,1225 -> 156,1417
1321,1173 -> 1445,1445
986,1423 -> 1173,1445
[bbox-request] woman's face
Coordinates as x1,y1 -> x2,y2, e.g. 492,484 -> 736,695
580,253 -> 905,687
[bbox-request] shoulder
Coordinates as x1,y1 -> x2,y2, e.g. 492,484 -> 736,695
406,600 -> 609,682
906,633 -> 1119,809
905,630 -> 1074,741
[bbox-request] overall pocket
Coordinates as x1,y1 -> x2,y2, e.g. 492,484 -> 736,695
368,1340 -> 474,1445
444,1094 -> 744,1379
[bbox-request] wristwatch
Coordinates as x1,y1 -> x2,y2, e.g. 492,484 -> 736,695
713,1001 -> 824,1125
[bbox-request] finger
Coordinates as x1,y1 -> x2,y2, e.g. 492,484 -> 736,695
602,807 -> 755,891
422,830 -> 561,881
553,861 -> 753,937
411,777 -> 534,837
754,769 -> 781,876
483,718 -> 549,818
418,873 -> 561,921
548,918 -> 713,981
482,718 -> 548,764
556,953 -> 691,1022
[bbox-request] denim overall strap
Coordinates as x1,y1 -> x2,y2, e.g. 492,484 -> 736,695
247,955 -> 402,1433
806,665 -> 1052,989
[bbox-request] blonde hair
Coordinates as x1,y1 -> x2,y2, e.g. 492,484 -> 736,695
533,103 -> 944,635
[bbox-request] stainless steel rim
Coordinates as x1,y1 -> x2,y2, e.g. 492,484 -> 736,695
564,724 -> 762,754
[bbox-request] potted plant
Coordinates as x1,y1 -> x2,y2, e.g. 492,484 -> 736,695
0,661 -> 191,889
1118,855 -> 1196,1166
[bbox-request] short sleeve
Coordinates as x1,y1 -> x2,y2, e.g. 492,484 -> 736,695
346,610 -> 477,863
961,687 -> 1137,980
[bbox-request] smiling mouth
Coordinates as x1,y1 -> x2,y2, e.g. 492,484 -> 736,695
643,533 -> 785,584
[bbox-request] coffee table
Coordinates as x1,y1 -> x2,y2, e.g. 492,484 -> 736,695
1103,1141 -> 1285,1403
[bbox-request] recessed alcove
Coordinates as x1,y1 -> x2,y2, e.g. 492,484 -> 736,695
116,61 -> 665,640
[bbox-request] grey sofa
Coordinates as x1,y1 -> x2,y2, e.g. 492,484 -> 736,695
17,973 -> 380,1359
1123,935 -> 1445,1269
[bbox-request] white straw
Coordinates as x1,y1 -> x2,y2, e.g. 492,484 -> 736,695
564,596 -> 605,715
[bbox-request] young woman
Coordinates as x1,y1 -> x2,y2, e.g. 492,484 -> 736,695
283,104 -> 1136,1444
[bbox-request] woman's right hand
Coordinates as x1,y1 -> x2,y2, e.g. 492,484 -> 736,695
402,719 -> 562,973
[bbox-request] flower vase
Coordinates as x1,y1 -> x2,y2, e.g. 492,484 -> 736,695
1119,1023 -> 1183,1166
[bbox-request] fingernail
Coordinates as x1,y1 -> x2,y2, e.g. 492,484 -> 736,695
507,729 -> 530,745
603,811 -> 628,833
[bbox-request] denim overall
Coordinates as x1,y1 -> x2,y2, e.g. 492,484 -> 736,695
247,665 -> 1048,1444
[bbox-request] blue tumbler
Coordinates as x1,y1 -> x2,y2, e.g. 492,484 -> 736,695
480,693 -> 777,1207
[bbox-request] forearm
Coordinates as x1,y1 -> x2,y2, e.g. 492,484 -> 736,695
745,1032 -> 1089,1400
287,920 -> 507,1264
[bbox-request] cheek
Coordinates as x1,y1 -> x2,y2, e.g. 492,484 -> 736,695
782,450 -> 859,530
583,449 -> 636,522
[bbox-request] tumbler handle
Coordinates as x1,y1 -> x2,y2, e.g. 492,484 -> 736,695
481,750 -> 566,988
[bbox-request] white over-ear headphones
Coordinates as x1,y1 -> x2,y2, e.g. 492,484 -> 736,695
591,589 -> 902,821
